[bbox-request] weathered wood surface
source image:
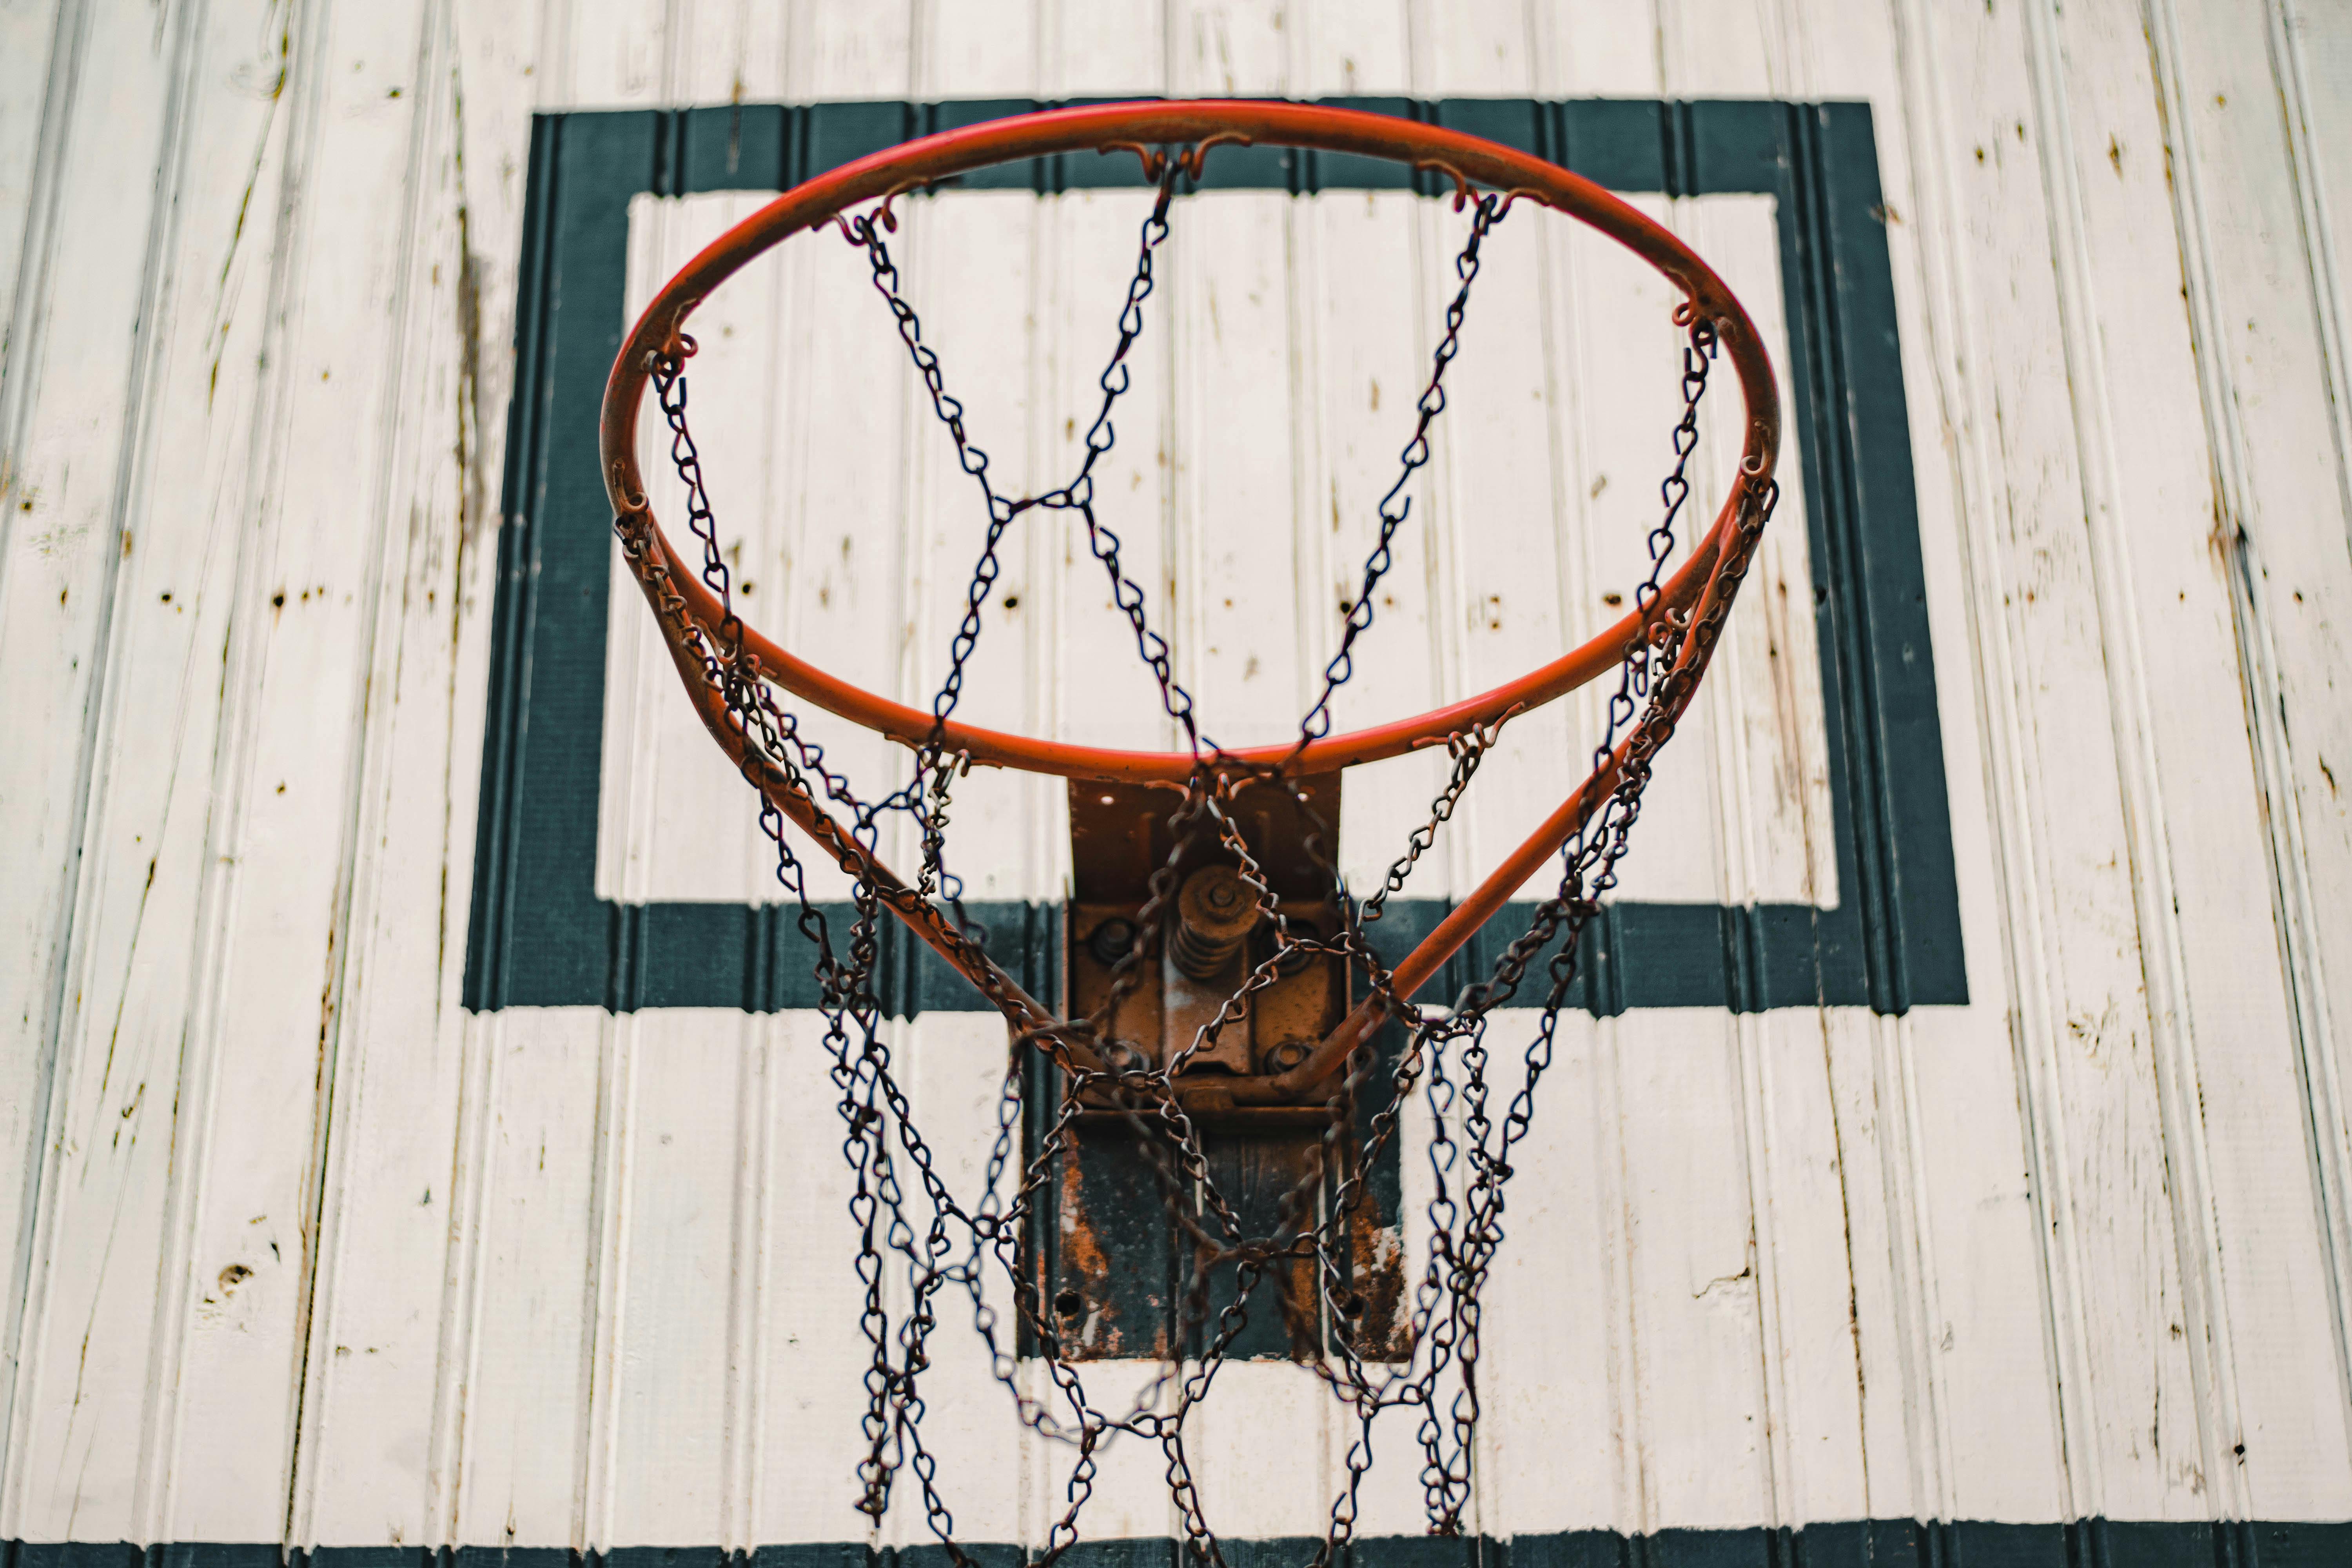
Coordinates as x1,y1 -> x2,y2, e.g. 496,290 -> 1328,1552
1,0 -> 2348,1551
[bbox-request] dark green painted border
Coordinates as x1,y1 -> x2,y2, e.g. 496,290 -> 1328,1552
462,97 -> 1965,1017
15,1519 -> 2352,1568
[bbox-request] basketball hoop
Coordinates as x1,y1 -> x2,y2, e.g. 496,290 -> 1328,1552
601,99 -> 1778,1564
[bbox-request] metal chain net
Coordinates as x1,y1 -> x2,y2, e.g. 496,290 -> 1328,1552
611,151 -> 1776,1566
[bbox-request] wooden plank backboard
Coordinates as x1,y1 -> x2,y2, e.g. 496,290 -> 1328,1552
2,1 -> 2350,1562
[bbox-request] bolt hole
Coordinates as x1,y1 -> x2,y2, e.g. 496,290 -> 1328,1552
1341,1294 -> 1367,1319
1054,1289 -> 1085,1318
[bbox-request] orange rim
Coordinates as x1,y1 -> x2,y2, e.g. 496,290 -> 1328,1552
602,99 -> 1782,1049
601,99 -> 1780,781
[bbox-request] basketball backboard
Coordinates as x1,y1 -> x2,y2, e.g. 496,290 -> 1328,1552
3,1 -> 2350,1563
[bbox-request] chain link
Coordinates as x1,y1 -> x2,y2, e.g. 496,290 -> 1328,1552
616,149 -> 1771,1565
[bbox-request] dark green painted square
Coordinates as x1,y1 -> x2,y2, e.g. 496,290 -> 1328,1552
464,95 -> 1965,1020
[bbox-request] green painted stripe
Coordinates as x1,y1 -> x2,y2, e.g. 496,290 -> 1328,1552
12,1520 -> 2352,1568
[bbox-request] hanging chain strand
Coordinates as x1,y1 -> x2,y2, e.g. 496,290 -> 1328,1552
616,144 -> 1770,1565
1290,189 -> 1509,760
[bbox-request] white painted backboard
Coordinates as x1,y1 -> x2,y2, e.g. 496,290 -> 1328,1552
2,0 -> 2350,1560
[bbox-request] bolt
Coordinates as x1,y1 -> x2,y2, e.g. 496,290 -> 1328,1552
1087,917 -> 1139,967
1172,867 -> 1259,978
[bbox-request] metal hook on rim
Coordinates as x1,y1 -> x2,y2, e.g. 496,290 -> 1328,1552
609,457 -> 648,515
1178,130 -> 1253,179
646,329 -> 699,377
1104,131 -> 1254,185
1412,700 -> 1527,758
1414,163 -> 1543,221
1101,140 -> 1171,181
829,181 -> 933,249
1415,158 -> 1479,212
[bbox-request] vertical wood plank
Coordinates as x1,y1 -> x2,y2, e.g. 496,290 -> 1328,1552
1297,0 -> 1410,95
800,0 -> 915,102
1490,12 -> 1706,1550
1168,191 -> 1305,748
1417,0 -> 1534,96
1042,184 -> 1183,763
2020,0 -> 2256,1521
157,0 -> 454,1541
1612,1009 -> 1773,1534
1552,196 -> 1726,908
290,0 -> 547,1547
604,189 -> 779,909
1040,0 -> 1165,98
2260,0 -> 2352,1479
1817,0 -> 2077,1529
1479,1016 -> 1636,1537
750,1018 -> 895,1549
1869,0 -> 2286,1527
0,0 -> 86,1509
606,1011 -> 754,1544
748,4 -> 926,1551
1419,157 -> 1579,904
1168,0 -> 1295,98
448,1007 -> 606,1546
1528,0 -> 1659,97
1665,2 -> 1858,1535
1916,0 -> 2207,1517
1689,196 -> 1835,913
2138,0 -> 2352,1508
0,0 -> 68,356
560,0 -> 675,110
0,0 -> 316,1538
1308,185 -> 1451,889
894,189 -> 1052,904
863,1012 -> 1040,1552
926,0 -> 1039,98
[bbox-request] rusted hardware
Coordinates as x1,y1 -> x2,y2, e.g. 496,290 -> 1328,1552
1066,773 -> 1350,1095
1171,866 -> 1258,978
604,100 -> 1781,1564
1053,770 -> 1397,1371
